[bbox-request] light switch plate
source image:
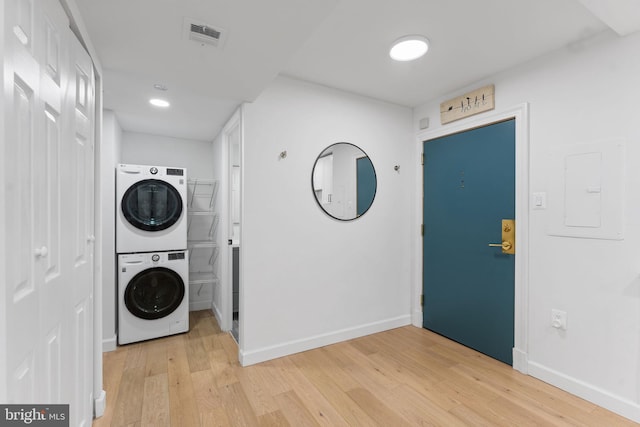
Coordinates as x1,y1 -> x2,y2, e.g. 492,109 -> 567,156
532,192 -> 547,210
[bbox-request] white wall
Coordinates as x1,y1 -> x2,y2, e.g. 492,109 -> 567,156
121,132 -> 214,180
100,110 -> 122,351
240,76 -> 414,364
413,30 -> 640,422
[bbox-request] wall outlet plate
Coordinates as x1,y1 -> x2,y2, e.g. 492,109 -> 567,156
552,309 -> 567,330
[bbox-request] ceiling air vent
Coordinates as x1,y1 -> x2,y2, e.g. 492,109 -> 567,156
184,18 -> 227,48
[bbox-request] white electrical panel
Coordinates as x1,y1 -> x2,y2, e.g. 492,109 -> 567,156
547,140 -> 625,240
564,152 -> 602,228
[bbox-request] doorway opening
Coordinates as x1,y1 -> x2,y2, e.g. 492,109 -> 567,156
219,110 -> 242,344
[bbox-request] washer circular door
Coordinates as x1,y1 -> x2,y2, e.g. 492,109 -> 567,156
121,179 -> 183,231
124,267 -> 185,320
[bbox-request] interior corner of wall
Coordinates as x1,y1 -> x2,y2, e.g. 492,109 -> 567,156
411,310 -> 422,327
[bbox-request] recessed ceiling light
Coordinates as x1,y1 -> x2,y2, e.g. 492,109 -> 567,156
149,98 -> 170,108
389,35 -> 429,61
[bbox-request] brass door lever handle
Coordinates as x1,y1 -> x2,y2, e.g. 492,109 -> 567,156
489,219 -> 515,254
488,241 -> 513,251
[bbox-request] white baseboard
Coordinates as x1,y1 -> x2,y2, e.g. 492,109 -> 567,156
528,361 -> 640,423
93,389 -> 106,418
189,300 -> 212,312
411,309 -> 422,327
512,348 -> 528,374
211,302 -> 228,332
239,315 -> 411,367
102,335 -> 117,352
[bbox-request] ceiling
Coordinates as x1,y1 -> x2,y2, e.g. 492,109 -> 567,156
73,0 -> 640,142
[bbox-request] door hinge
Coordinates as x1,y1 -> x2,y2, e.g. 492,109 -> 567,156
421,153 -> 424,165
421,224 -> 424,236
420,294 -> 424,307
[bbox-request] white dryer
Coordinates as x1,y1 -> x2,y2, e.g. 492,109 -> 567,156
118,251 -> 189,344
117,163 -> 187,253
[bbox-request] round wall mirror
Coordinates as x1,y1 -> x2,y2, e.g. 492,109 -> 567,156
311,142 -> 377,221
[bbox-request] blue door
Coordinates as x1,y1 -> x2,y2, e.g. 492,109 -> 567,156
423,119 -> 515,365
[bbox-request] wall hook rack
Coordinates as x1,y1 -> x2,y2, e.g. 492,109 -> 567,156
279,150 -> 287,159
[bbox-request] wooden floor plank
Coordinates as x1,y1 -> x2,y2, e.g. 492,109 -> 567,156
367,351 -> 457,411
140,373 -> 170,426
311,348 -> 364,392
191,369 -> 223,413
273,357 -> 349,426
242,359 -> 291,397
218,381 -> 260,426
209,348 -> 239,389
92,348 -> 128,427
110,366 -> 145,426
186,336 -> 211,373
234,364 -> 281,416
291,353 -> 378,426
94,311 -> 637,427
381,383 -> 468,427
486,396 -> 567,427
167,339 -> 200,427
218,332 -> 241,366
334,342 -> 400,391
337,347 -> 463,426
452,361 -> 603,425
123,343 -> 147,370
272,390 -> 321,427
199,406 -> 231,427
345,387 -> 412,427
365,335 -> 449,384
144,340 -> 168,377
589,406 -> 640,426
449,403 -> 501,426
257,410 -> 291,427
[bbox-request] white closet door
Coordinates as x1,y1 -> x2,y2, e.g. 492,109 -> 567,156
2,0 -> 95,424
4,0 -> 41,403
35,0 -> 71,407
67,30 -> 95,427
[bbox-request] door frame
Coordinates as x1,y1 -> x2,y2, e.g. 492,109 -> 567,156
414,103 -> 530,373
217,106 -> 243,338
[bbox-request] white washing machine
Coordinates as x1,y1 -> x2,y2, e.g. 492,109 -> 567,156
116,163 -> 187,253
118,251 -> 189,344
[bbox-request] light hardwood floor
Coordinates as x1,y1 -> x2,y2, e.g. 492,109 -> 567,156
93,310 -> 637,426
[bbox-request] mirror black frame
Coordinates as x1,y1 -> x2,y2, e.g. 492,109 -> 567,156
311,142 -> 377,221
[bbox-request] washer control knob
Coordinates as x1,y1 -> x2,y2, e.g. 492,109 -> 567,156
152,254 -> 160,262
150,167 -> 158,175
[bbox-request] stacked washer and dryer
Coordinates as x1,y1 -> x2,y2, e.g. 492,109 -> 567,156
116,164 -> 189,345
